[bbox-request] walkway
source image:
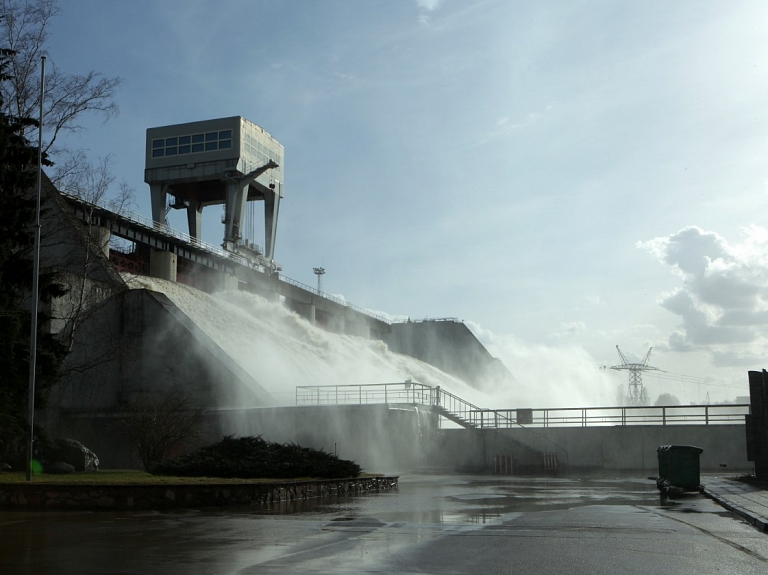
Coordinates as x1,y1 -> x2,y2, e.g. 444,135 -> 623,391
702,474 -> 768,533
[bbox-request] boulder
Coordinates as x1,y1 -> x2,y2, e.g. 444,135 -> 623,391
50,439 -> 100,472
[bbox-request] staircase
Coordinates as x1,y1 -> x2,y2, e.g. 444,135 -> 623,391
433,387 -> 517,429
295,381 -> 569,472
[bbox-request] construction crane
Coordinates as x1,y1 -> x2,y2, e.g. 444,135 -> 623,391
611,345 -> 659,406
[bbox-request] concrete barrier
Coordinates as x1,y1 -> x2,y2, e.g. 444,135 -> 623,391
0,476 -> 398,510
435,424 -> 750,473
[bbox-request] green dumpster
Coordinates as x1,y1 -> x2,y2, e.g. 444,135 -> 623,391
657,445 -> 703,491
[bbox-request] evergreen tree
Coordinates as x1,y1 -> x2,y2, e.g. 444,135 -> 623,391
0,46 -> 66,466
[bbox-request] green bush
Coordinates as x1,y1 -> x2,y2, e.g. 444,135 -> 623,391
149,436 -> 362,479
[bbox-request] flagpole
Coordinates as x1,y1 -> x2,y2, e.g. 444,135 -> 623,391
26,55 -> 45,482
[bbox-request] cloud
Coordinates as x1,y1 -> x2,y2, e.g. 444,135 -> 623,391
415,0 -> 443,25
639,225 -> 768,363
416,0 -> 442,10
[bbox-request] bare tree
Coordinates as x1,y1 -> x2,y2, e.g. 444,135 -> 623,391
116,388 -> 205,470
53,150 -> 135,209
0,0 -> 121,155
44,154 -> 137,373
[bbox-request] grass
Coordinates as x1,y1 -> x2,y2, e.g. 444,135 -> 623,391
0,470 -> 383,486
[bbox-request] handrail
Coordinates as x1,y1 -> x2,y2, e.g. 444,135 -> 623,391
295,381 -> 570,468
391,317 -> 461,324
296,382 -> 433,406
60,190 -> 253,263
294,383 -> 749,427
435,387 -> 483,424
277,275 -> 391,324
488,404 -> 750,427
59,190 -> 391,324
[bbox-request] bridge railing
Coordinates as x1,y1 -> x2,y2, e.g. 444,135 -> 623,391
486,404 -> 750,427
295,382 -> 434,406
59,190 -> 245,262
295,383 -> 749,428
295,383 -> 569,465
60,190 -> 391,324
277,275 -> 392,324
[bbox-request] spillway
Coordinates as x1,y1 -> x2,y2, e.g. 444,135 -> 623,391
125,274 -> 493,407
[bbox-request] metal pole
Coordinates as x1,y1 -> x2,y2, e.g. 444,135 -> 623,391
26,56 -> 45,482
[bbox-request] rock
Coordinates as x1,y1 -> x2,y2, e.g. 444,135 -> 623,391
45,461 -> 75,474
51,438 -> 100,472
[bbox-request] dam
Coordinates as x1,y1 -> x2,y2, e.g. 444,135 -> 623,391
38,116 -> 754,475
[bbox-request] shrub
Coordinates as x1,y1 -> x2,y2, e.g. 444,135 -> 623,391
149,435 -> 361,479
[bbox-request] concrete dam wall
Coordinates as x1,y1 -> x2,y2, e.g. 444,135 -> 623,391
435,424 -> 750,474
49,275 -> 494,467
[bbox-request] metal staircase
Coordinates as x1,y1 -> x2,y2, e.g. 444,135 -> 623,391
295,381 -> 569,472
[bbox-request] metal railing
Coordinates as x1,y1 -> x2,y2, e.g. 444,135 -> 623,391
60,190 -> 253,264
295,382 -> 569,466
296,382 -> 435,406
487,404 -> 750,427
295,383 -> 748,428
278,275 -> 392,324
60,190 -> 390,324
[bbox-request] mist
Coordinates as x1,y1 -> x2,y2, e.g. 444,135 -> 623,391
125,275 -> 495,409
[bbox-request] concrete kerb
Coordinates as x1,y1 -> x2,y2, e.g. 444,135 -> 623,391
701,476 -> 768,533
0,476 -> 399,511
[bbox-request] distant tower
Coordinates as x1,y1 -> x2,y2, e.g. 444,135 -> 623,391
313,267 -> 325,293
611,346 -> 659,406
144,116 -> 284,269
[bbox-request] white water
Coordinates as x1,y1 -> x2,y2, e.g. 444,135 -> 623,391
124,275 -> 494,407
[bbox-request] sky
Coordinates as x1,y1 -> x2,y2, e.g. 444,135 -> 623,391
36,0 -> 768,405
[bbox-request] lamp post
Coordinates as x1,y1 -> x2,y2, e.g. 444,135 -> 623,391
313,267 -> 325,294
26,56 -> 45,482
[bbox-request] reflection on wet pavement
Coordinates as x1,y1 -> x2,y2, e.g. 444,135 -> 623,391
201,475 -> 664,528
5,474 -> 741,575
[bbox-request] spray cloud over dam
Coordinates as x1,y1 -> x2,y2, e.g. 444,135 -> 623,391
126,274 -> 495,408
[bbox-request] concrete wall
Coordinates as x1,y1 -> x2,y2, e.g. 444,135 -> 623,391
47,288 -> 274,467
149,249 -> 177,282
0,477 -> 398,510
435,424 -> 751,474
384,320 -> 514,389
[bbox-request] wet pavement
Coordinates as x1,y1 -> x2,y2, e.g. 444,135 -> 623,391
1,474 -> 767,574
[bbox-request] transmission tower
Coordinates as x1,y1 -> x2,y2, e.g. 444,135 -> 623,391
611,345 -> 659,406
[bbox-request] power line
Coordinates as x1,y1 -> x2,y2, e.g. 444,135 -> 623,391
644,370 -> 747,390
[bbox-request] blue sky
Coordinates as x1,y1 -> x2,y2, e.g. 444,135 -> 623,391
42,0 -> 768,404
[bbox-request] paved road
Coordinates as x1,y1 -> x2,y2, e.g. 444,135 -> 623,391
1,475 -> 767,574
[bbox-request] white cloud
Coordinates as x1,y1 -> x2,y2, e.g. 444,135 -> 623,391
416,0 -> 442,11
639,225 -> 768,362
415,0 -> 443,25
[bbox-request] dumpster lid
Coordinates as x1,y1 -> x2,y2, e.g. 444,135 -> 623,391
657,445 -> 703,454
